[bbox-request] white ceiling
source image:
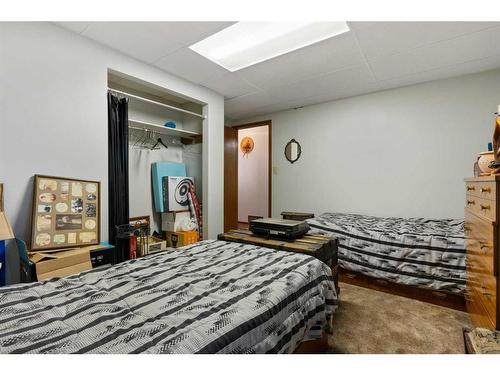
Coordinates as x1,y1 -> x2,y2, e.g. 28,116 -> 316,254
56,22 -> 500,121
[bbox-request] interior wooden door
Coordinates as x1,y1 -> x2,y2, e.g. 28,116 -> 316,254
224,127 -> 238,231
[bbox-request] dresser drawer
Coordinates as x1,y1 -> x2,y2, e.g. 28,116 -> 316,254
466,239 -> 495,275
467,272 -> 497,324
466,286 -> 496,330
464,208 -> 498,276
465,195 -> 496,221
464,208 -> 495,242
465,181 -> 496,200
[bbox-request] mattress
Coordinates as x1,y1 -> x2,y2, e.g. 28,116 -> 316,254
0,240 -> 337,354
307,212 -> 466,294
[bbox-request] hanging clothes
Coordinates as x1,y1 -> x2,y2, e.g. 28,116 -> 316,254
107,93 -> 130,263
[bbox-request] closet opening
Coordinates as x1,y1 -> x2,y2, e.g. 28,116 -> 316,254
107,70 -> 205,261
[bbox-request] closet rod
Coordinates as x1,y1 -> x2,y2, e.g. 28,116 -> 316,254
108,88 -> 206,120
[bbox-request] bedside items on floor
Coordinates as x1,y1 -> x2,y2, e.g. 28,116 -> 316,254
18,240 -> 115,282
164,230 -> 198,248
161,210 -> 199,248
128,216 -> 168,258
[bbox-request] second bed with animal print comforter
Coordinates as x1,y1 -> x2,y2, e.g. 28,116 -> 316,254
307,212 -> 466,294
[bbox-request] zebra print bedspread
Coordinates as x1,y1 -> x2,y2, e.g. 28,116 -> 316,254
0,240 -> 337,354
307,213 -> 466,294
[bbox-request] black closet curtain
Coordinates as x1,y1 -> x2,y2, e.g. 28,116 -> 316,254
107,93 -> 129,263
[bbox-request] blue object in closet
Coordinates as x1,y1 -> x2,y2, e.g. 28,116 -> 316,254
152,162 -> 187,212
0,240 -> 5,286
164,121 -> 176,129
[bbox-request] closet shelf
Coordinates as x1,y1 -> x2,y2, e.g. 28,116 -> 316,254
128,119 -> 201,139
109,88 -> 206,120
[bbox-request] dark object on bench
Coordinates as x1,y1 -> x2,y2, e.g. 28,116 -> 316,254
249,218 -> 310,240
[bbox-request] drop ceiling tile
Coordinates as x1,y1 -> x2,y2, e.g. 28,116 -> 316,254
225,109 -> 260,121
235,32 -> 364,89
200,73 -> 259,99
414,26 -> 500,71
78,22 -> 184,63
154,47 -> 229,84
369,26 -> 500,82
162,22 -> 235,49
56,22 -> 90,34
368,51 -> 426,81
377,54 -> 500,91
224,90 -> 272,114
266,64 -> 376,103
228,65 -> 377,119
347,22 -> 379,31
352,21 -> 499,60
78,22 -> 233,64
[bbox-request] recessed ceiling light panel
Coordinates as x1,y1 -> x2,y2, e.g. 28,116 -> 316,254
189,22 -> 350,72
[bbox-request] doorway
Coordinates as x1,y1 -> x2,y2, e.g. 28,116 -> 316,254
224,120 -> 272,231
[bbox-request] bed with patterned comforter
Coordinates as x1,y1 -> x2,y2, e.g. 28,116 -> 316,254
0,240 -> 337,354
307,213 -> 466,294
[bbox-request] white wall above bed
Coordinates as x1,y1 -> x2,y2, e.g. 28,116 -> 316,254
233,68 -> 500,220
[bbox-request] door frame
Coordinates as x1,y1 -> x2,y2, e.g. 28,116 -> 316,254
232,120 -> 272,219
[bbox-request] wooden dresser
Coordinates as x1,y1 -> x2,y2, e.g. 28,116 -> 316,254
464,176 -> 500,330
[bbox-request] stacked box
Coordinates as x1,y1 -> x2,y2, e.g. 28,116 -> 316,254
164,230 -> 198,248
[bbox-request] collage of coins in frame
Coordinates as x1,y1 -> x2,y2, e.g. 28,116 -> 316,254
31,175 -> 100,250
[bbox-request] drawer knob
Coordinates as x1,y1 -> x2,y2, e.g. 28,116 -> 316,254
480,187 -> 491,193
479,242 -> 490,252
480,204 -> 491,211
467,186 -> 476,191
481,286 -> 493,298
467,200 -> 475,206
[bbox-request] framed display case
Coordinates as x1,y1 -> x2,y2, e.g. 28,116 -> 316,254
30,175 -> 100,251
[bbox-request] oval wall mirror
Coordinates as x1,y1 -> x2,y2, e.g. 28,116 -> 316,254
284,139 -> 302,164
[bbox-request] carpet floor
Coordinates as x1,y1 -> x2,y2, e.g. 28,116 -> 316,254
329,282 -> 471,354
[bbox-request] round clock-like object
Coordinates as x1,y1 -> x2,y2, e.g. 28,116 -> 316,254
240,136 -> 254,157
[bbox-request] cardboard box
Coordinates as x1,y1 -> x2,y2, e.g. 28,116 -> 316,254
161,211 -> 191,232
164,230 -> 198,248
0,183 -> 4,212
139,236 -> 167,256
0,212 -> 14,242
29,247 -> 92,281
